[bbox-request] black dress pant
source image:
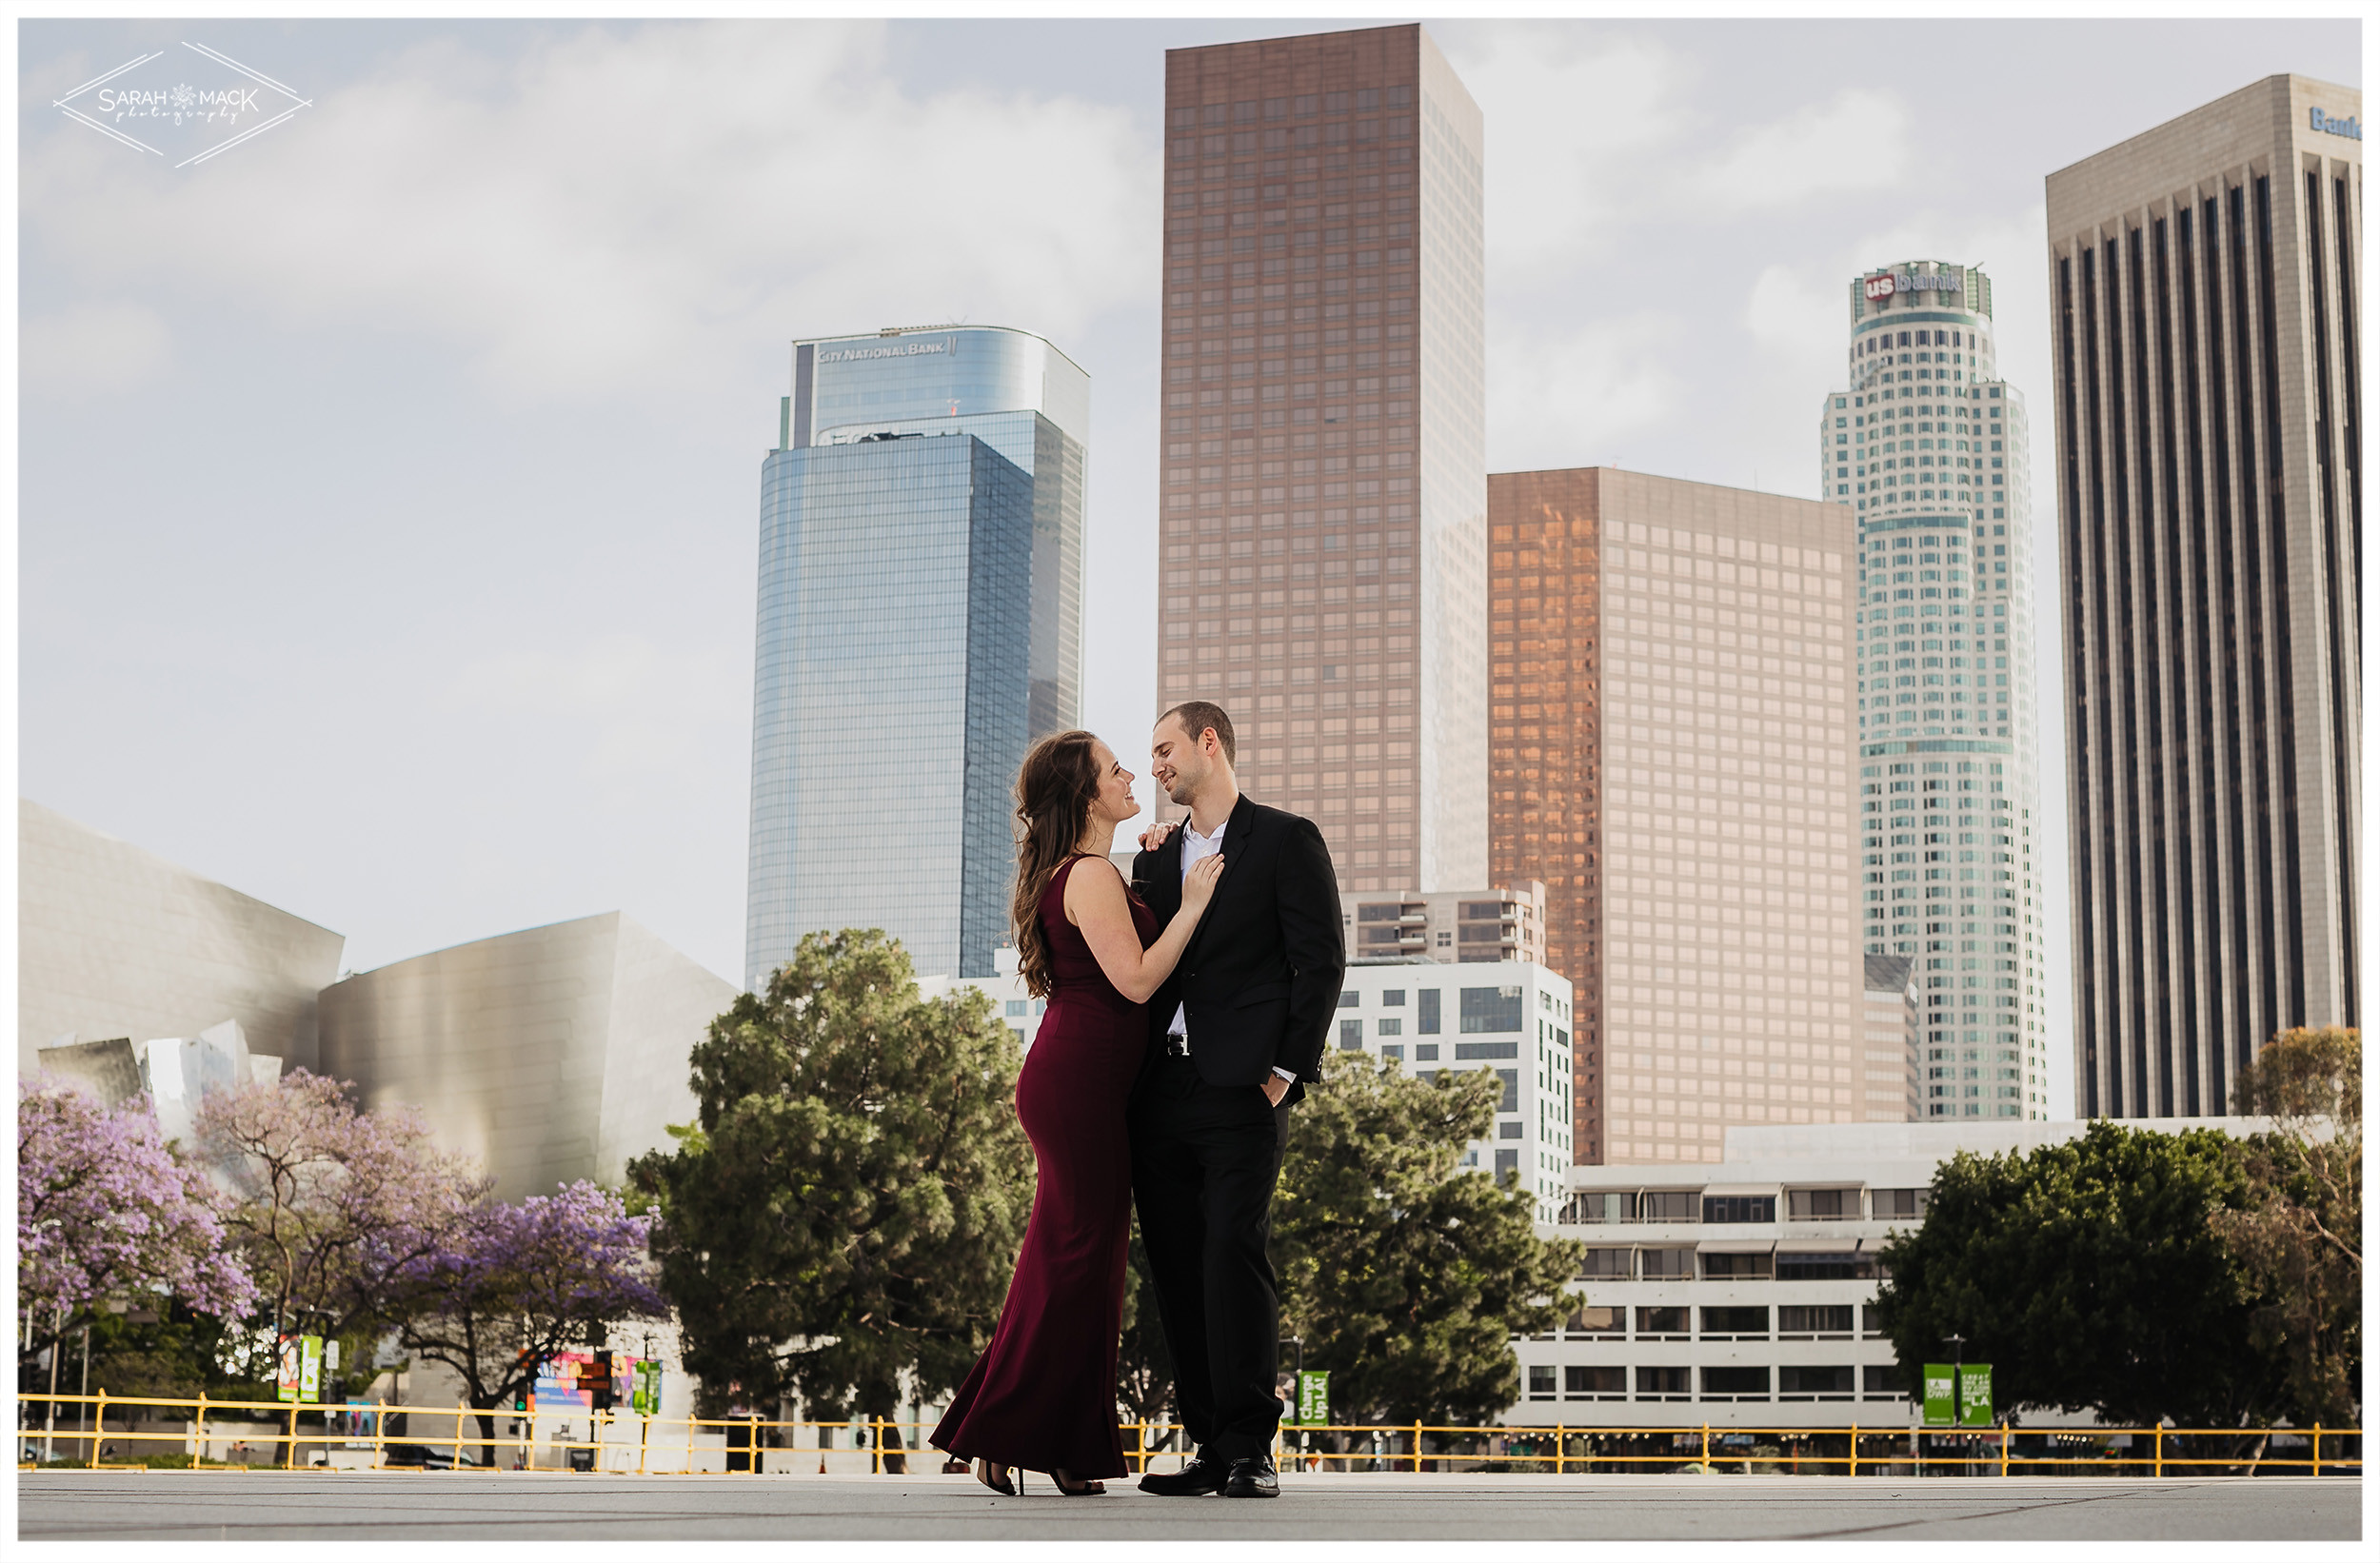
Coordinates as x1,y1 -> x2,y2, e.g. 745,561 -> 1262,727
1127,1054 -> 1290,1462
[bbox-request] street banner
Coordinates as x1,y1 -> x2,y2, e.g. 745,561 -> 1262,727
632,1359 -> 663,1415
277,1335 -> 302,1403
536,1349 -> 596,1410
1959,1364 -> 1994,1427
1297,1370 -> 1330,1428
1922,1362 -> 1954,1426
299,1335 -> 324,1403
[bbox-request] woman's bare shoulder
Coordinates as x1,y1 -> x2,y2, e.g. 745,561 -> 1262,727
1062,854 -> 1130,921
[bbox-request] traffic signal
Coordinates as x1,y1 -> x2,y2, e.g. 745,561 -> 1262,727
588,1350 -> 616,1411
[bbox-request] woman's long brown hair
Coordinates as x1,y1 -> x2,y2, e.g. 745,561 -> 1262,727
1011,729 -> 1102,998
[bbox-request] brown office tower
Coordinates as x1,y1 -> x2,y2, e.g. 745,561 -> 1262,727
1157,26 -> 1487,894
1488,468 -> 1862,1165
2046,75 -> 2361,1118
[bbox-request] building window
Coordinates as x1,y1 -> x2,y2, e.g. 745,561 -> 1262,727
1417,989 -> 1441,1034
1566,1305 -> 1624,1335
1577,1248 -> 1633,1279
1638,1191 -> 1697,1222
1635,1306 -> 1689,1338
1339,1019 -> 1363,1048
1527,1364 -> 1557,1401
1561,1192 -> 1631,1224
1701,1195 -> 1776,1223
1381,988 -> 1405,1006
1699,1306 -> 1770,1339
1862,1364 -> 1908,1400
1377,1017 -> 1402,1036
1778,1365 -> 1855,1401
1565,1365 -> 1626,1400
1339,989 -> 1360,1008
1700,1366 -> 1770,1401
1459,986 -> 1524,1032
1494,1147 -> 1518,1179
1777,1305 -> 1854,1338
1786,1188 -> 1858,1221
1874,1187 -> 1930,1219
1776,1252 -> 1878,1282
1005,999 -> 1028,1018
1638,1249 -> 1694,1281
1700,1252 -> 1774,1279
1636,1366 -> 1691,1400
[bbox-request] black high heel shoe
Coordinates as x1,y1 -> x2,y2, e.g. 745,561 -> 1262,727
975,1458 -> 1016,1495
1048,1468 -> 1106,1496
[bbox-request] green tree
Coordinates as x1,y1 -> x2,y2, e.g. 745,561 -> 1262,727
2212,1026 -> 2362,1426
629,930 -> 1033,1465
1875,1120 -> 2279,1428
1273,1052 -> 1581,1431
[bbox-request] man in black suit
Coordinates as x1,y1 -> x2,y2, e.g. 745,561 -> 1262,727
1128,700 -> 1343,1499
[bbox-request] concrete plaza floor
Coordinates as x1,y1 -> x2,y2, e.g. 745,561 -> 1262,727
15,1470 -> 2362,1541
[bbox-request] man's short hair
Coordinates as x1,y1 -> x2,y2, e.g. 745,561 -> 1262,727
1160,700 -> 1236,765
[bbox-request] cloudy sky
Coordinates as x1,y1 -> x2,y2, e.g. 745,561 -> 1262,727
18,14 -> 2358,1114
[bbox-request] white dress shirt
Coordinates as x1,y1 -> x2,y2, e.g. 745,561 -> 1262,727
1166,817 -> 1296,1085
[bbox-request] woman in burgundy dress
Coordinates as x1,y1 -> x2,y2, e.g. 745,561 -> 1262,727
933,730 -> 1222,1496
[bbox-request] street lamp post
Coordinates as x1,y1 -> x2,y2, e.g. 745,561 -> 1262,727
1284,1336 -> 1304,1470
1944,1333 -> 1967,1477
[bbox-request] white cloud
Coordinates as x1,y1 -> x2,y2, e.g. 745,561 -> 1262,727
20,300 -> 171,397
1693,89 -> 1911,212
1743,262 -> 1844,361
1447,23 -> 1690,279
447,632 -> 748,803
22,21 -> 1157,402
1486,308 -> 1685,473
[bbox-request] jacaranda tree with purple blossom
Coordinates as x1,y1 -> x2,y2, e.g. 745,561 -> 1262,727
396,1181 -> 668,1449
18,1079 -> 254,1369
197,1070 -> 486,1368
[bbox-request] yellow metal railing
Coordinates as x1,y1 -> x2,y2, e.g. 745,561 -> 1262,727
14,1395 -> 2361,1477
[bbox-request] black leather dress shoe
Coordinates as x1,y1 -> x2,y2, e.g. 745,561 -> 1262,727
1139,1451 -> 1229,1495
1223,1454 -> 1279,1498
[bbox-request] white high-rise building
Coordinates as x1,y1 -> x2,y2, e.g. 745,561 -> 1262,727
1818,261 -> 2049,1120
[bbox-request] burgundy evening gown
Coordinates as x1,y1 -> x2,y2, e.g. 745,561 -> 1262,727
933,855 -> 1155,1478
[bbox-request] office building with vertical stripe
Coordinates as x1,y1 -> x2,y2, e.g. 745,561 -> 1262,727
2046,74 -> 2361,1118
1487,467 -> 1863,1165
1155,24 -> 1487,896
1819,260 -> 2052,1121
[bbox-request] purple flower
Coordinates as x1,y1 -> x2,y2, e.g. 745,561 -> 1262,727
18,1079 -> 253,1364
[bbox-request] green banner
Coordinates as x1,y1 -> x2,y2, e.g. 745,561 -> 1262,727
631,1359 -> 663,1416
1922,1362 -> 1954,1426
1959,1363 -> 1993,1427
1923,1363 -> 1993,1427
1296,1370 -> 1329,1428
298,1335 -> 324,1403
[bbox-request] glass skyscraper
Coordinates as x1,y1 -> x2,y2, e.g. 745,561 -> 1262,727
1820,260 -> 2049,1120
744,326 -> 1088,988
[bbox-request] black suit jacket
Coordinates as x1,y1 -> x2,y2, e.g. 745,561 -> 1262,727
1131,794 -> 1345,1104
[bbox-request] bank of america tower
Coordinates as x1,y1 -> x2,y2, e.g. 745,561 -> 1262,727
1818,261 -> 2048,1119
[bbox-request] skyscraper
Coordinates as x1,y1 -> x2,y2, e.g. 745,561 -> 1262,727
1487,467 -> 1863,1166
744,326 -> 1087,987
2045,75 -> 2361,1118
1821,260 -> 2051,1122
1155,24 -> 1486,894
